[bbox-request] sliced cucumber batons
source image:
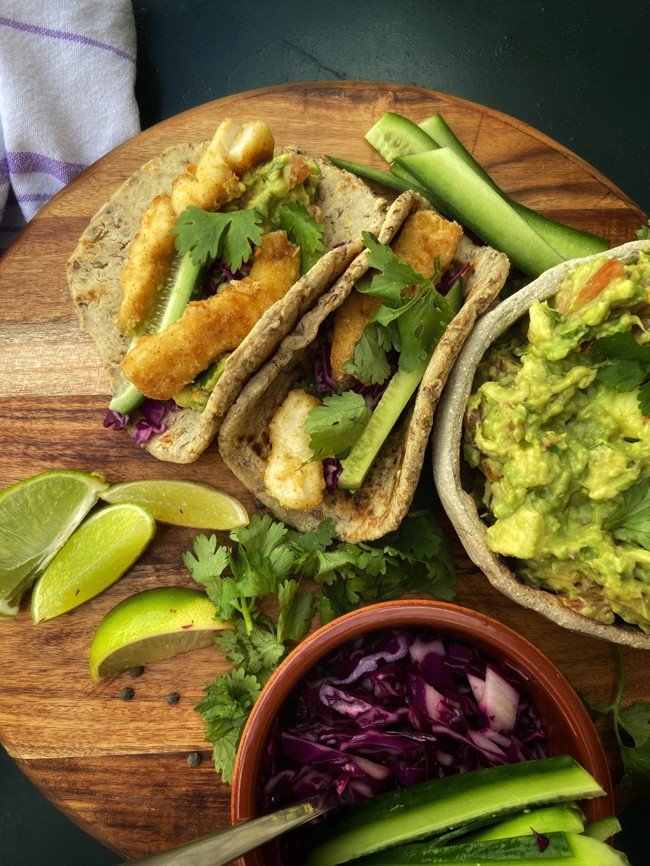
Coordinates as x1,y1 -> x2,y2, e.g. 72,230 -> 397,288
109,252 -> 204,414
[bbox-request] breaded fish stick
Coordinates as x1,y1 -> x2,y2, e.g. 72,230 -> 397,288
264,389 -> 326,510
121,230 -> 300,400
170,119 -> 275,215
330,210 -> 463,381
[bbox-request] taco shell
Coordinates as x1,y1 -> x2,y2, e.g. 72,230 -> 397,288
219,191 -> 510,542
67,134 -> 388,463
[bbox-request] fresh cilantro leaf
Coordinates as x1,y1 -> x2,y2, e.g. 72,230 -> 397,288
217,620 -> 285,678
605,479 -> 650,549
304,391 -> 372,461
343,232 -> 454,382
590,332 -> 650,365
597,360 -> 647,393
278,201 -> 324,273
170,206 -> 264,270
618,700 -> 650,794
636,220 -> 650,240
589,332 -> 650,417
582,647 -> 650,794
181,534 -> 229,607
287,519 -> 336,553
276,579 -> 315,644
195,666 -> 262,785
344,322 -> 395,385
362,232 -> 433,301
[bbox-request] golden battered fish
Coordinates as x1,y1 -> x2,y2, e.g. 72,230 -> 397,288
170,119 -> 275,216
264,389 -> 326,511
121,230 -> 300,400
330,210 -> 463,382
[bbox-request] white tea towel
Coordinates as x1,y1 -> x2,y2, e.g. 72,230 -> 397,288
0,0 -> 141,251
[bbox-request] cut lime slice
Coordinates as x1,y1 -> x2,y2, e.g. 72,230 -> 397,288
89,586 -> 229,681
0,470 -> 109,617
31,502 -> 156,623
100,479 -> 248,529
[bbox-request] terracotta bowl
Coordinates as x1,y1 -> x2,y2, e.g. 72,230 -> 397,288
231,599 -> 612,866
432,239 -> 650,650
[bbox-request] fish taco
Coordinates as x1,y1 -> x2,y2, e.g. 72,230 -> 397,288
219,190 -> 510,542
67,118 -> 388,463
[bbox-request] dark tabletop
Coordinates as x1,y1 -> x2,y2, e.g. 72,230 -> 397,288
2,1 -> 649,864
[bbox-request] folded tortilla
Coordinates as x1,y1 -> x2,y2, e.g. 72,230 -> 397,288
67,137 -> 388,463
219,191 -> 510,542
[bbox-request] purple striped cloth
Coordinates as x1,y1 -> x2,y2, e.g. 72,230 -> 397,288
0,1 -> 140,252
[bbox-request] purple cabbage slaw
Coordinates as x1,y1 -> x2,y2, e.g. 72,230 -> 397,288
103,398 -> 180,446
261,628 -> 547,813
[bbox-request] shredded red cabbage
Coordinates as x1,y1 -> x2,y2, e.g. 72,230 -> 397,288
202,257 -> 253,298
102,399 -> 179,446
261,628 -> 547,813
103,410 -> 128,430
323,458 -> 342,492
437,262 -> 469,294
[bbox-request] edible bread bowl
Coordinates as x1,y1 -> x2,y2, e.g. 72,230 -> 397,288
433,239 -> 650,649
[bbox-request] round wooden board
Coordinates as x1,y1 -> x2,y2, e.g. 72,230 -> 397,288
0,82 -> 648,861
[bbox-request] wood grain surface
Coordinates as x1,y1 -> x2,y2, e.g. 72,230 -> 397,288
1,82 -> 648,862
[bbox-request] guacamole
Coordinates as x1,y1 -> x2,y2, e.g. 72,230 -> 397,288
464,253 -> 650,632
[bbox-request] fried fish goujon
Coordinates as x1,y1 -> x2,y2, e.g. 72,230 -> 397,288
121,230 -> 300,400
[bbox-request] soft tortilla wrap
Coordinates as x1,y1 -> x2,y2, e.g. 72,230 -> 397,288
219,191 -> 510,542
433,239 -> 650,650
67,140 -> 388,463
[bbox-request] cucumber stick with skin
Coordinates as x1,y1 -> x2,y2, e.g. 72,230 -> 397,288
343,832 -> 627,865
417,113 -> 609,260
364,111 -> 608,266
338,363 -> 426,491
395,148 -> 565,277
462,803 -> 585,842
109,252 -> 204,414
305,756 -> 605,866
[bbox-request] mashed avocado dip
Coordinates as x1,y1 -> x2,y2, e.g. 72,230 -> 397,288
464,252 -> 650,632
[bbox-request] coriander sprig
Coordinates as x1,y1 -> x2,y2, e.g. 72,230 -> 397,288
184,511 -> 455,783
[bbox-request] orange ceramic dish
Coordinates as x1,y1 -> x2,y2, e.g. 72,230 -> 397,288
231,599 -> 612,866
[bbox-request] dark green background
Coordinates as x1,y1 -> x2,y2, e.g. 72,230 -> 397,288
2,1 -> 649,863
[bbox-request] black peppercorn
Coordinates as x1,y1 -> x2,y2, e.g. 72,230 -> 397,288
187,752 -> 202,767
166,692 -> 180,705
119,687 -> 135,701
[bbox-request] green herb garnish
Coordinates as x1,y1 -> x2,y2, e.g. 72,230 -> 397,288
170,206 -> 264,270
278,200 -> 324,273
344,232 -> 459,384
588,332 -> 650,416
304,391 -> 372,461
184,511 -> 455,783
605,479 -> 650,549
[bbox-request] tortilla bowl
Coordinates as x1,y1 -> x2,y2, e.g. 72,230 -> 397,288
432,238 -> 650,649
219,191 -> 510,543
67,136 -> 388,464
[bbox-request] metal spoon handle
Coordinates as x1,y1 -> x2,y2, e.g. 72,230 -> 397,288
128,796 -> 333,865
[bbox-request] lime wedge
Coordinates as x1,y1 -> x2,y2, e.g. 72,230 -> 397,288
89,586 -> 229,681
100,479 -> 248,529
31,502 -> 156,623
0,470 -> 109,617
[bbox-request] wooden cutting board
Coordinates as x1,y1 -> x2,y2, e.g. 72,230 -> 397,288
0,82 -> 648,861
